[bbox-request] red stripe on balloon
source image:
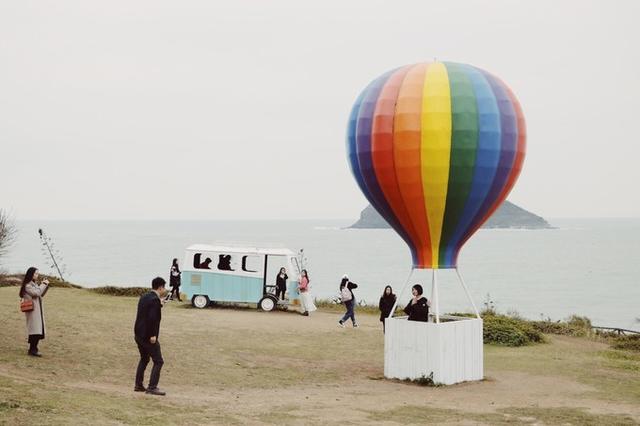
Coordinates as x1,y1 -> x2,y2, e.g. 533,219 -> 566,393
371,65 -> 420,261
392,63 -> 433,268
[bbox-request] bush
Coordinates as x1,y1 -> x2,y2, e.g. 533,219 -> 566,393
483,313 -> 545,346
531,321 -> 588,337
90,286 -> 149,297
403,372 -> 441,387
0,274 -> 81,289
611,335 -> 640,352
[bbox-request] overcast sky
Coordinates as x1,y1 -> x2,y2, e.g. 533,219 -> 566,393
1,0 -> 638,220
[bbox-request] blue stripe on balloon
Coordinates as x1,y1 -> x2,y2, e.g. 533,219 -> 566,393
354,71 -> 418,265
442,63 -> 501,266
346,81 -> 377,203
454,70 -> 518,263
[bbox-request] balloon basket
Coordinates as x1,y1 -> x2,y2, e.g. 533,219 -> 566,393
383,267 -> 483,385
384,315 -> 483,385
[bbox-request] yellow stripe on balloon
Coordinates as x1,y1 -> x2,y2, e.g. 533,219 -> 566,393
420,62 -> 452,267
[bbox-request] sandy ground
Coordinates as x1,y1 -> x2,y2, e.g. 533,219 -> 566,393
0,288 -> 639,425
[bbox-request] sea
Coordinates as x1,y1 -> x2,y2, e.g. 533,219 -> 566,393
2,219 -> 639,330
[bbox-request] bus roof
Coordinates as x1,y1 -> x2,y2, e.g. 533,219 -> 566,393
186,244 -> 296,256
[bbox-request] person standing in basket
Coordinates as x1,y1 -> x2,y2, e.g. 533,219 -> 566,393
169,258 -> 182,301
378,285 -> 396,333
338,275 -> 358,328
404,284 -> 430,322
275,267 -> 288,301
19,267 -> 49,357
297,269 -> 316,316
134,277 -> 167,395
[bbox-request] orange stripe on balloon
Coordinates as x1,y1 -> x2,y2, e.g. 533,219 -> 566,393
392,63 -> 432,268
371,66 -> 421,258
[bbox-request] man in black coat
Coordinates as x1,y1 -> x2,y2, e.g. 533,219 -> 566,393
134,277 -> 167,395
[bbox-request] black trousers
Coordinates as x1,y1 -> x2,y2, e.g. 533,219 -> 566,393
28,334 -> 43,353
275,285 -> 286,300
170,285 -> 181,300
135,338 -> 164,389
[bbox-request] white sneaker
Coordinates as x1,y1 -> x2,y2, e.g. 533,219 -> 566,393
353,323 -> 359,328
338,321 -> 345,328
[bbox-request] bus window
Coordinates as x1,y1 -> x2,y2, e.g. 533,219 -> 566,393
242,255 -> 261,273
217,254 -> 234,271
194,253 -> 212,269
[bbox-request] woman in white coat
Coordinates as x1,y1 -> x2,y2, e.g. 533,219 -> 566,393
19,267 -> 50,357
297,269 -> 316,316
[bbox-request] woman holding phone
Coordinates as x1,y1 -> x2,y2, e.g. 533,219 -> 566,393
19,267 -> 50,357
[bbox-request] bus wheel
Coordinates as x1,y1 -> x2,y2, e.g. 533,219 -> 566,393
192,295 -> 209,309
259,296 -> 276,312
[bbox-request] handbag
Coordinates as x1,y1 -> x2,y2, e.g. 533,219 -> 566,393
20,299 -> 34,312
341,285 -> 352,303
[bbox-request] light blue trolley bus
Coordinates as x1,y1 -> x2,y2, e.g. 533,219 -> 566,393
181,244 -> 302,311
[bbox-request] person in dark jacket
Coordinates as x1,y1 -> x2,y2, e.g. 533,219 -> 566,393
275,267 -> 288,301
378,285 -> 396,332
404,284 -> 430,322
169,258 -> 182,301
134,277 -> 167,395
338,275 -> 359,328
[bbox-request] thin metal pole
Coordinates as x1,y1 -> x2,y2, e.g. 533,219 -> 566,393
387,268 -> 414,319
456,267 -> 480,319
430,268 -> 435,307
433,269 -> 440,323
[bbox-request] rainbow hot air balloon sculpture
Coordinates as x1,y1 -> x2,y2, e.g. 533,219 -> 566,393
350,62 -> 527,384
347,62 -> 526,270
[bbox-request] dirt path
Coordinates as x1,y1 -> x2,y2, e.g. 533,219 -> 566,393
1,288 -> 638,425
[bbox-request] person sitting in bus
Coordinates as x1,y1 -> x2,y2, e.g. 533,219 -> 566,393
217,254 -> 234,271
404,284 -> 429,322
199,257 -> 212,269
275,268 -> 288,301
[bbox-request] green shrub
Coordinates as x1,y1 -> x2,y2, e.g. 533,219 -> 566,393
482,313 -> 544,346
531,321 -> 588,337
403,372 -> 441,387
89,286 -> 149,297
612,335 -> 640,352
0,273 -> 81,289
567,315 -> 592,329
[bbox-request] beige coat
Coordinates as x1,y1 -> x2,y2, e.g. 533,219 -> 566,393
22,281 -> 49,336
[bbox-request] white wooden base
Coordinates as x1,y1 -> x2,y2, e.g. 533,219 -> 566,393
384,316 -> 483,385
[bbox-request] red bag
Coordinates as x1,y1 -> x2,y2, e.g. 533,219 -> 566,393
20,300 -> 34,312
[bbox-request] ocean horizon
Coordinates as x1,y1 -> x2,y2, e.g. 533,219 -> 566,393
2,218 -> 639,330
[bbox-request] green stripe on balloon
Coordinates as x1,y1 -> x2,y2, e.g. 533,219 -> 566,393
438,62 -> 479,266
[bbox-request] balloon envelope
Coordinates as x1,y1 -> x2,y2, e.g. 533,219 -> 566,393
347,62 -> 526,269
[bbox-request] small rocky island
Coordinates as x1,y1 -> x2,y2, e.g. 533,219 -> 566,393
350,201 -> 552,229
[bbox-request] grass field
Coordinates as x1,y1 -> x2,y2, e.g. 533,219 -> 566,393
0,287 -> 639,425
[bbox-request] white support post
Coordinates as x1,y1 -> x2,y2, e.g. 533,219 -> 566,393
456,268 -> 480,319
433,269 -> 440,323
387,268 -> 414,319
430,268 -> 435,307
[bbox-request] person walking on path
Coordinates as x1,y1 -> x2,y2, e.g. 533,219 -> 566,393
378,285 -> 396,333
404,284 -> 430,322
297,269 -> 316,316
338,275 -> 358,328
19,267 -> 49,357
275,267 -> 288,301
169,258 -> 182,301
134,277 -> 167,395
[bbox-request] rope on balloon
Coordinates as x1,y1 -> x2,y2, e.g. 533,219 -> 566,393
387,267 -> 415,319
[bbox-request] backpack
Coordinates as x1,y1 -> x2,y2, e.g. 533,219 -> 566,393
341,285 -> 352,303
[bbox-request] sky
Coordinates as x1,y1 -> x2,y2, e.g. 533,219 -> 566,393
1,0 -> 639,220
